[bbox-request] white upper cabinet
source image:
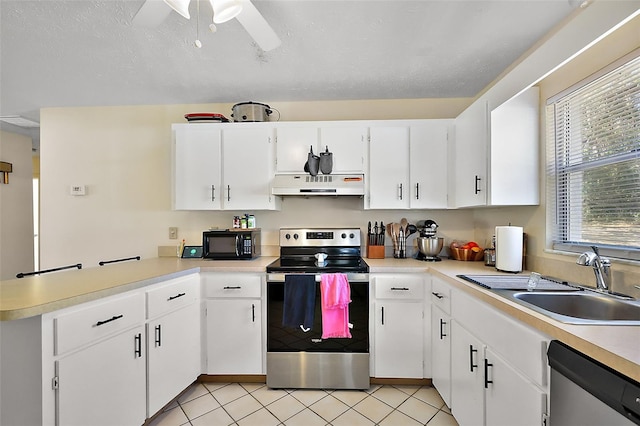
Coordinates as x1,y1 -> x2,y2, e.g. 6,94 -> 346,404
319,125 -> 366,173
367,121 -> 451,210
451,86 -> 540,208
222,126 -> 280,210
489,87 -> 540,206
409,121 -> 451,209
451,100 -> 489,208
172,123 -> 280,211
275,125 -> 318,173
172,124 -> 222,210
275,122 -> 366,174
367,126 -> 411,209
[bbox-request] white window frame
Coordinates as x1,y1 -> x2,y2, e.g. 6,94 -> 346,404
546,49 -> 640,262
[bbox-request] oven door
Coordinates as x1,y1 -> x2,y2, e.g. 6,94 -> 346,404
265,273 -> 370,389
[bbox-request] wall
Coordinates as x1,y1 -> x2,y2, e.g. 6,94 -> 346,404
0,130 -> 34,280
39,99 -> 475,269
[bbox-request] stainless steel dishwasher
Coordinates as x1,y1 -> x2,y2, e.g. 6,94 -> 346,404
547,340 -> 640,425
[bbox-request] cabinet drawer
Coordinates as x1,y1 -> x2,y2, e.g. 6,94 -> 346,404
430,276 -> 451,314
54,292 -> 145,355
374,275 -> 424,300
202,273 -> 262,298
146,274 -> 199,319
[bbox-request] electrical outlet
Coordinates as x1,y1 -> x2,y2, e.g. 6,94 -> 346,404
169,227 -> 178,239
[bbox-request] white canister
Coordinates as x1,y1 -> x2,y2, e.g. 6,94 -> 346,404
495,226 -> 523,273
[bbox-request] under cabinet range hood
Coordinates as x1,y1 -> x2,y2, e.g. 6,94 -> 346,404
271,174 -> 365,196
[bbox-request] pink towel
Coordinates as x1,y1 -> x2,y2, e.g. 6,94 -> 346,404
320,273 -> 352,339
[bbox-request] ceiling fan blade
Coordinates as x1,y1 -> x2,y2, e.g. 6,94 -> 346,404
132,0 -> 173,27
235,0 -> 281,51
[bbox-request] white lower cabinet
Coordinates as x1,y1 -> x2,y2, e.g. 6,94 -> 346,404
450,320 -> 485,425
146,274 -> 201,416
431,305 -> 451,407
446,285 -> 549,426
203,273 -> 263,375
372,274 -> 426,379
484,347 -> 548,426
56,325 -> 147,426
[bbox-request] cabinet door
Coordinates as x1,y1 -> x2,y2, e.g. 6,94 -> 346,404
56,326 -> 146,426
147,303 -> 201,416
222,127 -> 278,210
489,87 -> 540,206
451,321 -> 485,426
374,301 -> 423,378
453,100 -> 488,207
431,306 -> 451,408
275,126 -> 318,173
173,124 -> 222,210
206,299 -> 262,375
409,122 -> 450,209
368,126 -> 410,209
484,347 -> 547,426
319,126 -> 366,173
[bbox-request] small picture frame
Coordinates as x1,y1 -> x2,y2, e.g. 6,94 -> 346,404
181,246 -> 203,258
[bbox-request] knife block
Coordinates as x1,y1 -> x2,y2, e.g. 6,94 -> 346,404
367,243 -> 385,259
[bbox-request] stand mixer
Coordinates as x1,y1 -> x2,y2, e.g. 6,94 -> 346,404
416,219 -> 444,261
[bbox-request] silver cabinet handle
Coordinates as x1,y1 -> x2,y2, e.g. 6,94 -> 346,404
155,324 -> 162,347
134,333 -> 143,358
399,183 -> 403,200
415,183 -> 420,200
227,185 -> 231,202
211,185 -> 216,201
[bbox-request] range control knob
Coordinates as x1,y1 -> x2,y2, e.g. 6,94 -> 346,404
293,233 -> 299,240
285,233 -> 291,240
349,233 -> 355,239
341,233 -> 347,239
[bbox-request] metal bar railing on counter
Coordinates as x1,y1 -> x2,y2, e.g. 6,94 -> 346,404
98,256 -> 141,266
16,263 -> 82,278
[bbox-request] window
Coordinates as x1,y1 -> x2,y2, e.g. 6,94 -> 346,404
546,50 -> 640,261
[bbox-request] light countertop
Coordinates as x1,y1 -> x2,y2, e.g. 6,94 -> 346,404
1,255 -> 638,382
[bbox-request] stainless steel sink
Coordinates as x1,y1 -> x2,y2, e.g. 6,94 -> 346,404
498,290 -> 640,325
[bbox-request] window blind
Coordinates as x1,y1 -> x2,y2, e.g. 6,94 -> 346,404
546,51 -> 640,260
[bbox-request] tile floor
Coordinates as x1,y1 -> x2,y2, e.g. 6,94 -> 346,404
149,382 -> 458,426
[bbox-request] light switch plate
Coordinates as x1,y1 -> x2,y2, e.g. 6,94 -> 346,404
70,185 -> 86,196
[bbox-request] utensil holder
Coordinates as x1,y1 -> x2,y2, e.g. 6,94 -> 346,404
393,235 -> 407,258
367,243 -> 385,259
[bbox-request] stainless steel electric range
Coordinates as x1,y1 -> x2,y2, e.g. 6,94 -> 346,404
265,228 -> 370,389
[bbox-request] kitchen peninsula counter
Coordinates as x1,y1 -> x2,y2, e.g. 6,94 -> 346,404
1,256 -> 638,382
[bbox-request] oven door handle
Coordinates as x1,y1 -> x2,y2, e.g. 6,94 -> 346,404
266,273 -> 369,283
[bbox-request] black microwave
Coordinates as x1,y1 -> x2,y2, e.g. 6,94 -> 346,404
202,229 -> 261,260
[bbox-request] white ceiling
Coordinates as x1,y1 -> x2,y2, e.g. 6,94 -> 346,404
1,0 -> 580,136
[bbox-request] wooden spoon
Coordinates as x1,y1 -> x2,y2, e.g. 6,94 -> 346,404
400,217 -> 409,234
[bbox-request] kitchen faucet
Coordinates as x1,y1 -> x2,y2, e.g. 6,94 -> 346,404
576,246 -> 611,293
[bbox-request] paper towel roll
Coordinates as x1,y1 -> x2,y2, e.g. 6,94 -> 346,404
495,226 -> 523,272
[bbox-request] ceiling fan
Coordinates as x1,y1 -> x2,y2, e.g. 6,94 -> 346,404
132,0 -> 281,51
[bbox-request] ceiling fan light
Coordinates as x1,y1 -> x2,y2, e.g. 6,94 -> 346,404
211,0 -> 243,24
164,0 -> 191,19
